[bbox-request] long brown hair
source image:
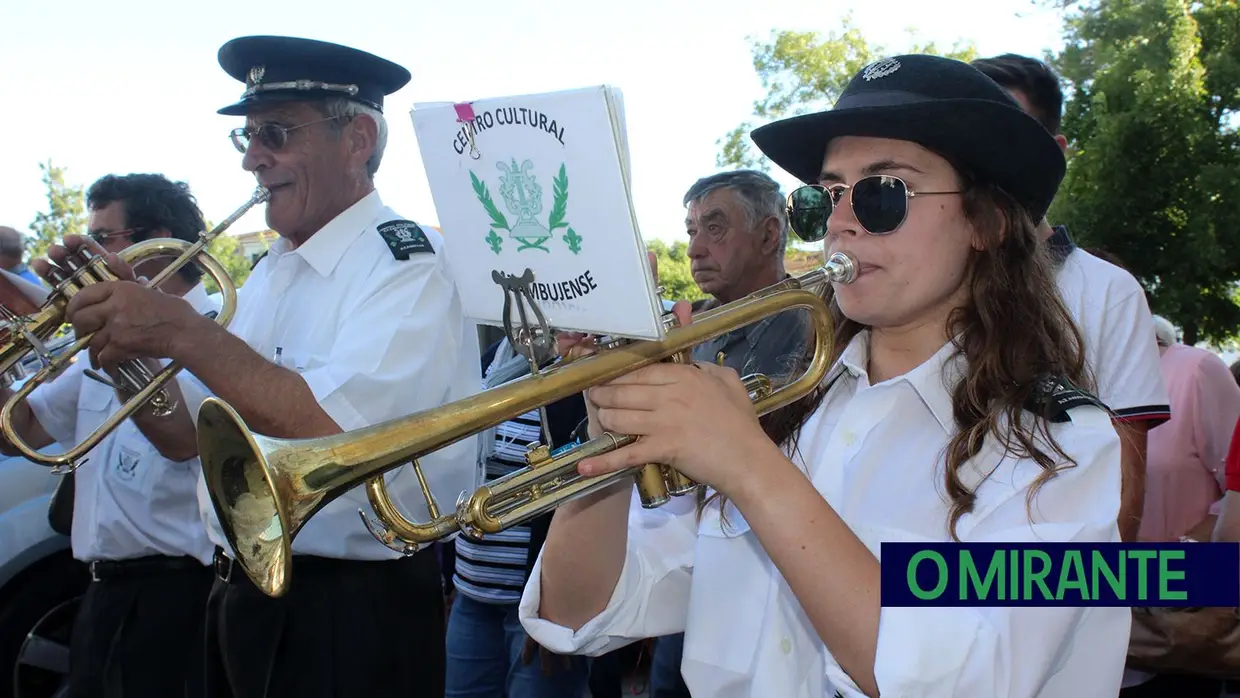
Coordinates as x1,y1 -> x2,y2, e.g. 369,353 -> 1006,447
700,160 -> 1092,541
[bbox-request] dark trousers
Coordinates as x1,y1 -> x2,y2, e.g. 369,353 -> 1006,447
650,634 -> 691,698
1119,673 -> 1223,697
202,548 -> 445,698
66,556 -> 214,698
586,648 -> 625,698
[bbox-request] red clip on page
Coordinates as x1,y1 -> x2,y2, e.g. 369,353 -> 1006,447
454,102 -> 476,122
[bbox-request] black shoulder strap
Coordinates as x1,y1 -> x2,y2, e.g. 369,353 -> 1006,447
1047,225 -> 1077,268
377,220 -> 435,260
1025,375 -> 1110,423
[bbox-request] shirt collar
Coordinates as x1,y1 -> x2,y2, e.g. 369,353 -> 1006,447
270,190 -> 384,278
836,330 -> 964,433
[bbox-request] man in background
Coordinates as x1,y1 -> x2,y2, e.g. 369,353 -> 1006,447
0,226 -> 43,285
973,54 -> 1171,544
10,172 -> 218,698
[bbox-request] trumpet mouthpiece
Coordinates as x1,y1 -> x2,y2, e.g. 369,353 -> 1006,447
824,251 -> 858,285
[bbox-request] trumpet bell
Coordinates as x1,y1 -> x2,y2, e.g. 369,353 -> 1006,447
198,398 -> 298,598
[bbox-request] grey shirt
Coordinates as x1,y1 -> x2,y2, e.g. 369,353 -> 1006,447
689,297 -> 810,382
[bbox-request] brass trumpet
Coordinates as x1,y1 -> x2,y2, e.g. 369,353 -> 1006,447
0,187 -> 269,472
199,251 -> 857,598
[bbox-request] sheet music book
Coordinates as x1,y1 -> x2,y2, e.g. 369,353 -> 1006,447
411,85 -> 665,341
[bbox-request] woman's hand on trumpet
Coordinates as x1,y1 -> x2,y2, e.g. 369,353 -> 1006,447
577,302 -> 779,500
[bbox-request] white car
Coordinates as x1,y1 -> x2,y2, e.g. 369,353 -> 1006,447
0,337 -> 88,698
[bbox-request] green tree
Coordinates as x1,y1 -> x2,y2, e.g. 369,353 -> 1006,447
203,231 -> 255,293
28,159 -> 86,260
1051,0 -> 1240,344
647,239 -> 708,303
716,17 -> 978,171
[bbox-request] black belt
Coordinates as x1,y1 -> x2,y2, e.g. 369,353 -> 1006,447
212,546 -> 432,585
88,555 -> 208,582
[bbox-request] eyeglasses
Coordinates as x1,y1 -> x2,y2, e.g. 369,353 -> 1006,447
786,175 -> 961,240
88,228 -> 143,244
229,116 -> 341,154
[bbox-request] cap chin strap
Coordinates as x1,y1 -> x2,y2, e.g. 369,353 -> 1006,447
241,80 -> 360,101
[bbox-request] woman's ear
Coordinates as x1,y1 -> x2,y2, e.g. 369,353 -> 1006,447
969,201 -> 1009,251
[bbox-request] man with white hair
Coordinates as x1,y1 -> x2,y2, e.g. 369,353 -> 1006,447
1153,315 -> 1179,348
35,35 -> 479,698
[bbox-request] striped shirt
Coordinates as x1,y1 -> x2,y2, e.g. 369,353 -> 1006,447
452,408 -> 543,604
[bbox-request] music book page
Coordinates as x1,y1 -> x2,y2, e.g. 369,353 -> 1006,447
411,85 -> 664,341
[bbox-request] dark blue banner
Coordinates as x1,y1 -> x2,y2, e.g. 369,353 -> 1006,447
880,542 -> 1239,607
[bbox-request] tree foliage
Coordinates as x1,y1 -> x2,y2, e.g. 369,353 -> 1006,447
647,239 -> 708,303
203,230 -> 256,293
717,17 -> 978,171
28,159 -> 86,261
1051,0 -> 1240,344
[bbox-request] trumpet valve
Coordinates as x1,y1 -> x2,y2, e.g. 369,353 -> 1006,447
635,463 -> 670,509
523,442 -> 552,467
663,468 -> 699,497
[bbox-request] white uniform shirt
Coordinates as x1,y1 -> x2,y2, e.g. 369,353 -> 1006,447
1052,229 -> 1170,422
27,284 -> 220,565
1051,230 -> 1171,690
190,190 -> 481,561
520,332 -> 1130,698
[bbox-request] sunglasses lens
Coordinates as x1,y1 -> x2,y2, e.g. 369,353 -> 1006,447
788,185 -> 831,242
852,175 -> 909,234
257,124 -> 288,151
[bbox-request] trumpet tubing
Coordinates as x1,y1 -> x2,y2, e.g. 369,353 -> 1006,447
200,251 -> 855,598
0,187 -> 269,471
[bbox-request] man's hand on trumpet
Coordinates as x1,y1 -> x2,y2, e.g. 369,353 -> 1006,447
31,235 -> 208,373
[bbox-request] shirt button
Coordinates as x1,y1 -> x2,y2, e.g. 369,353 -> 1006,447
841,431 -> 856,447
780,637 -> 792,655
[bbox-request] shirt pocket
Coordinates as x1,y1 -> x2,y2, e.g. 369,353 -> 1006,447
274,346 -> 325,374
75,379 -> 116,450
685,500 -> 770,675
105,431 -> 163,500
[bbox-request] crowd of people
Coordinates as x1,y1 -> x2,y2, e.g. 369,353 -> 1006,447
0,31 -> 1235,698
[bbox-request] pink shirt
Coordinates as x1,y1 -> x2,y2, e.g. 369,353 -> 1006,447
1139,344 -> 1240,541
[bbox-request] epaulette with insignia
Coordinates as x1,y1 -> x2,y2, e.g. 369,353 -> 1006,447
1025,375 -> 1110,423
377,219 -> 435,260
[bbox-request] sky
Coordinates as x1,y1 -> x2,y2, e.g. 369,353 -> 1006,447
0,0 -> 1067,246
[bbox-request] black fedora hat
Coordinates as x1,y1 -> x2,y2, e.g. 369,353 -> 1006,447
750,54 -> 1066,223
216,35 -> 411,116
